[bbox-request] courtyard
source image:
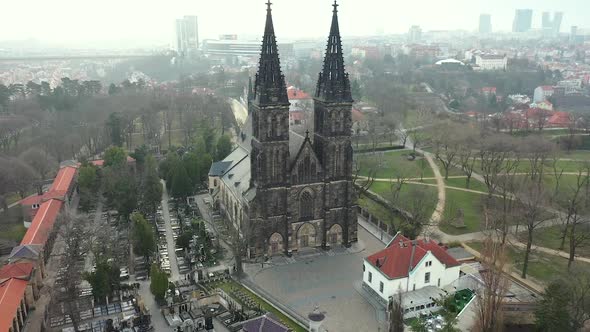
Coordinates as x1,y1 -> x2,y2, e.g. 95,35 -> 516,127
244,225 -> 387,332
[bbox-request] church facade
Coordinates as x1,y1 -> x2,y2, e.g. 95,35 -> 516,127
209,1 -> 357,258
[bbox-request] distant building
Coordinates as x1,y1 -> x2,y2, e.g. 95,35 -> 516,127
481,87 -> 497,97
363,233 -> 461,302
479,14 -> 492,34
203,39 -> 294,58
512,9 -> 533,33
533,85 -> 555,102
175,15 -> 199,57
474,54 -> 507,71
408,25 -> 422,43
542,12 -> 563,35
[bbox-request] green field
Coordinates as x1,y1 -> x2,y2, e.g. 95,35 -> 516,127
356,150 -> 434,179
0,223 -> 27,242
440,190 -> 487,235
444,177 -> 488,192
467,241 -> 590,284
210,280 -> 306,332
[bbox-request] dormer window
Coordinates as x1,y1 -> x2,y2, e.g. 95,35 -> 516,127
32,204 -> 40,209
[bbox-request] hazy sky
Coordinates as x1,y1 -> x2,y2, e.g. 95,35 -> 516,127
1,0 -> 588,47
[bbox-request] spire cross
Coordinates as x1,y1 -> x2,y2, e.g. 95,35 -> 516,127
333,0 -> 338,12
266,0 -> 272,11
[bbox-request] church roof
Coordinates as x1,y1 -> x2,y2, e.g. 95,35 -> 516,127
8,245 -> 41,261
315,1 -> 353,103
253,1 -> 289,106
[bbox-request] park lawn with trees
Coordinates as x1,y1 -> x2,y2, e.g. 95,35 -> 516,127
517,225 -> 590,258
467,241 -> 590,284
209,280 -> 306,332
356,150 -> 435,179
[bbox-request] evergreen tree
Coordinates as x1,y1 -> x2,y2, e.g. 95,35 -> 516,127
150,264 -> 168,301
132,213 -> 157,260
216,135 -> 233,161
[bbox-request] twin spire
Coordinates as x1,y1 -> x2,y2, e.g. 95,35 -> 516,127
253,0 -> 351,106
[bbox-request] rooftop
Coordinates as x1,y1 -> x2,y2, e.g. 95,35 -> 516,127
366,233 -> 460,280
21,199 -> 63,246
241,314 -> 290,332
0,262 -> 34,281
0,278 -> 28,332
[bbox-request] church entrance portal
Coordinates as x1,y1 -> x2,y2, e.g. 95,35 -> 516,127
327,224 -> 343,245
297,223 -> 317,249
268,232 -> 284,256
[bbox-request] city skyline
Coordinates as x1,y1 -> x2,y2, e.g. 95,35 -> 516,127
0,0 -> 588,48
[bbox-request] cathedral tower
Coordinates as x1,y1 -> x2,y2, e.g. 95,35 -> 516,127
313,1 -> 357,246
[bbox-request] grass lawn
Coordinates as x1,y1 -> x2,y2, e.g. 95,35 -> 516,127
440,190 -> 487,235
368,182 -> 438,224
358,195 -> 399,228
356,150 -> 434,179
209,280 -> 306,332
444,177 -> 488,193
559,150 -> 590,160
517,224 -> 590,258
467,241 -> 590,284
0,223 -> 27,242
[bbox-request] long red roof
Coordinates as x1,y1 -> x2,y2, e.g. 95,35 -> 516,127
0,278 -> 28,332
0,262 -> 34,281
49,166 -> 77,193
21,199 -> 63,246
366,234 -> 460,280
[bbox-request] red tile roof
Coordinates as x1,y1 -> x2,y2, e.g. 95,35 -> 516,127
0,262 -> 34,281
352,108 -> 364,122
366,234 -> 460,279
287,87 -> 311,100
539,85 -> 554,91
0,278 -> 28,332
21,199 -> 63,246
49,166 -> 77,193
289,111 -> 305,121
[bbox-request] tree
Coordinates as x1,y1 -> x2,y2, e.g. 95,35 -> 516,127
473,237 -> 510,332
19,147 -> 57,180
106,112 -> 125,147
142,155 -> 163,215
516,180 -> 549,279
216,135 -> 233,161
388,290 -> 404,332
432,123 -> 462,179
84,259 -> 121,304
103,146 -> 127,168
397,186 -> 437,239
176,230 -> 194,252
535,268 -> 590,331
131,212 -> 157,260
351,79 -> 362,101
170,161 -> 192,200
150,264 -> 169,301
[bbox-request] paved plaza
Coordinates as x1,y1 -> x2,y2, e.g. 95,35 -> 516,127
244,226 -> 388,332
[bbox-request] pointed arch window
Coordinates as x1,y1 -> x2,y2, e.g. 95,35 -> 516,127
300,191 -> 313,220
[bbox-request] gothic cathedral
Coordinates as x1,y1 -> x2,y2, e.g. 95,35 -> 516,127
209,1 -> 357,258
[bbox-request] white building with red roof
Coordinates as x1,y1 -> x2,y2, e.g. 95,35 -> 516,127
363,233 -> 461,302
533,85 -> 555,103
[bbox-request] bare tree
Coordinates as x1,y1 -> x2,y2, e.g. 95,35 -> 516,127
432,123 -> 462,180
521,136 -> 554,186
516,180 -> 549,279
19,147 -> 57,181
478,134 -> 516,197
473,237 -> 510,332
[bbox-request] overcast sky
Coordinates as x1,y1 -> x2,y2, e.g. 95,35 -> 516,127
1,0 -> 588,47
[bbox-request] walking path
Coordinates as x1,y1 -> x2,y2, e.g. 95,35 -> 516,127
160,180 -> 180,281
506,234 -> 590,264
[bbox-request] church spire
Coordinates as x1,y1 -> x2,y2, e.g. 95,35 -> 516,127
254,1 -> 289,106
315,0 -> 352,103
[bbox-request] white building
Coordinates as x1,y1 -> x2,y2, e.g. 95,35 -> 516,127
533,85 -> 555,102
362,233 -> 461,302
474,54 -> 508,71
